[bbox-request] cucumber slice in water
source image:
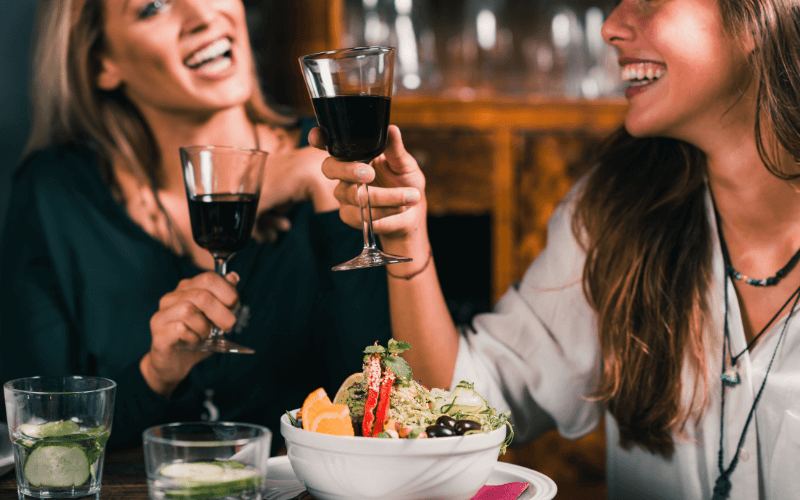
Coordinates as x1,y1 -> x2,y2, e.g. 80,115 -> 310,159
159,462 -> 226,479
24,446 -> 90,487
20,421 -> 80,439
160,462 -> 262,500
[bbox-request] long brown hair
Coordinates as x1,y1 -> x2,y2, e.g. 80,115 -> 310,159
575,0 -> 800,456
25,0 -> 296,190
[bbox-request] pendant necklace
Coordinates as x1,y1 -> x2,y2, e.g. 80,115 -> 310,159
717,231 -> 800,385
712,250 -> 800,499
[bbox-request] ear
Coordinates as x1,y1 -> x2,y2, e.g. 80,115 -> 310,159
96,55 -> 122,91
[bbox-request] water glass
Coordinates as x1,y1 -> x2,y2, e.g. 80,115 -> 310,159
3,376 -> 116,500
143,422 -> 271,500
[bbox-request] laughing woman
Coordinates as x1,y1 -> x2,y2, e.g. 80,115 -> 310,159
316,0 -> 800,497
0,0 -> 391,453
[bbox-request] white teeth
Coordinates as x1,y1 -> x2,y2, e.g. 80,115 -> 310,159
195,56 -> 232,75
185,38 -> 232,69
621,62 -> 666,82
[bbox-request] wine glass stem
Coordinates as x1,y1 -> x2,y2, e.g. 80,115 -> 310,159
357,181 -> 378,250
211,256 -> 229,339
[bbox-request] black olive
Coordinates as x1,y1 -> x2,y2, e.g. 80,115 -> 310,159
454,419 -> 482,435
436,415 -> 457,429
425,424 -> 457,438
295,416 -> 303,428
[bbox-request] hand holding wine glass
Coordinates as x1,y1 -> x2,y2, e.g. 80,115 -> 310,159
180,145 -> 267,354
299,46 -> 412,270
312,124 -> 427,242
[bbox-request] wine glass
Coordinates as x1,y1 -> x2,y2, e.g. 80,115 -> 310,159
299,46 -> 412,271
180,145 -> 267,354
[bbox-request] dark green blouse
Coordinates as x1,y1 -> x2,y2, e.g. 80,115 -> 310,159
0,140 -> 391,453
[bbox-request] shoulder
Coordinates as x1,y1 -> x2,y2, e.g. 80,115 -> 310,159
9,142 -> 108,219
12,142 -> 100,191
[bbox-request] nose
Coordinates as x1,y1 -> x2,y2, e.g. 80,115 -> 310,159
179,0 -> 216,36
601,1 -> 635,47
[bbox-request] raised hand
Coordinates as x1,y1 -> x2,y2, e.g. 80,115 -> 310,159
312,125 -> 426,244
141,271 -> 241,397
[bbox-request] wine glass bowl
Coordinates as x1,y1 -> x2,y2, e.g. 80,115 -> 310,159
180,145 -> 268,354
300,46 -> 412,271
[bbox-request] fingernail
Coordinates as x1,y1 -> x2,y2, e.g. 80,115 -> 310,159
228,272 -> 240,285
404,189 -> 420,204
356,166 -> 370,180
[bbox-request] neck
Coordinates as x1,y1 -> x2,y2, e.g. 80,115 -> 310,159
705,133 -> 800,275
138,106 -> 261,193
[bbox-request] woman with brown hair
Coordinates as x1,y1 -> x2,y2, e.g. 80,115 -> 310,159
316,0 -> 800,497
0,0 -> 391,453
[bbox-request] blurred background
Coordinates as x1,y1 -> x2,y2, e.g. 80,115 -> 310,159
2,0 -> 627,497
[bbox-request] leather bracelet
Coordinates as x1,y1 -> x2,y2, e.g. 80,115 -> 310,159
386,248 -> 433,280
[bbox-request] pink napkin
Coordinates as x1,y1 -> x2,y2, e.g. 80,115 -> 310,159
470,482 -> 530,500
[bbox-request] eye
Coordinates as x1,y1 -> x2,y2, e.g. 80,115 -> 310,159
137,0 -> 171,20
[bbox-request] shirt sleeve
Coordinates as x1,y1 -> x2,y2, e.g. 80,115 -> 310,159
453,181 -> 604,445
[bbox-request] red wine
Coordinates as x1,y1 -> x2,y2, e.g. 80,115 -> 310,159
312,95 -> 391,162
188,193 -> 258,258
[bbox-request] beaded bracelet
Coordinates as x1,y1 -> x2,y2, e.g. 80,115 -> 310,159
386,248 -> 433,281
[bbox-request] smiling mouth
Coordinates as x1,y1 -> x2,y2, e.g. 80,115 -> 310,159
621,62 -> 666,87
185,38 -> 233,70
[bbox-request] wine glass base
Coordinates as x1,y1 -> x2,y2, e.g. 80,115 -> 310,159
332,248 -> 412,271
180,337 -> 255,354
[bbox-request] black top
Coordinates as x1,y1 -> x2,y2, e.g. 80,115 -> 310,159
0,134 -> 391,453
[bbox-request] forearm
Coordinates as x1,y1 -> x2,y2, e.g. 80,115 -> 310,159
381,233 -> 460,390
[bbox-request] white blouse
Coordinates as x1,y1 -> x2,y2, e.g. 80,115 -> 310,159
453,182 -> 800,499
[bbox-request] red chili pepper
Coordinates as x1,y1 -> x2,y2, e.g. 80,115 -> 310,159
372,368 -> 396,437
362,354 -> 382,437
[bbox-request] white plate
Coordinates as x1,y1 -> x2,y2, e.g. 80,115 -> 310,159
263,455 -> 556,500
0,423 -> 13,477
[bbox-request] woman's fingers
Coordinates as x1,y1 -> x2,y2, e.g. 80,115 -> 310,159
150,303 -> 212,345
321,156 -> 375,184
252,211 -> 292,243
308,127 -> 328,151
380,125 -> 417,176
334,181 -> 420,209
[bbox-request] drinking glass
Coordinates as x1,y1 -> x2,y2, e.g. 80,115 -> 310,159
143,422 -> 271,500
3,376 -> 116,500
180,145 -> 268,354
299,46 -> 412,270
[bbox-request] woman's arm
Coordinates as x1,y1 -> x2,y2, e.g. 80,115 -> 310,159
313,125 -> 460,389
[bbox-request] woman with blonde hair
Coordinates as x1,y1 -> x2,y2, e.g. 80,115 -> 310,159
0,0 -> 391,453
317,0 -> 800,496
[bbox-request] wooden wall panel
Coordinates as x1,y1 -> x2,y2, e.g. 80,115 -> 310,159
514,132 -> 603,281
399,129 -> 494,216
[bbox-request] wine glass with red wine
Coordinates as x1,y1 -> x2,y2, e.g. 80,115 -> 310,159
180,145 -> 268,354
299,46 -> 412,271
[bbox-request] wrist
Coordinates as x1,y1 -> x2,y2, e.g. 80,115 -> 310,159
140,352 -> 179,398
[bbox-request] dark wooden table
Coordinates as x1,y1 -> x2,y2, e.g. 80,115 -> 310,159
0,447 -> 149,500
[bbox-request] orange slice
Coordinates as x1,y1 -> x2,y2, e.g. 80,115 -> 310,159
299,387 -> 330,427
307,403 -> 355,436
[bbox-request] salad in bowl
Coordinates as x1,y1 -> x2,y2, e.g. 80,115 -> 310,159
279,340 -> 514,500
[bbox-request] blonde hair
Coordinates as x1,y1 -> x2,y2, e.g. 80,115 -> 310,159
25,0 -> 295,189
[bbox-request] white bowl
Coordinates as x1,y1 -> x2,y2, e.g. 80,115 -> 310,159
280,410 -> 506,500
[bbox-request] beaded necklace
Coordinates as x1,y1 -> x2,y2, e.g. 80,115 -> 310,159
725,243 -> 800,287
711,250 -> 800,500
